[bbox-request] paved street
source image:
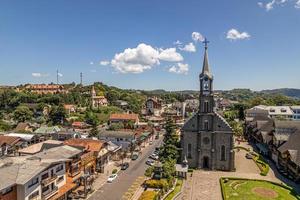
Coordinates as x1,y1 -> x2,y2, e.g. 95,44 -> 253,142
88,136 -> 163,200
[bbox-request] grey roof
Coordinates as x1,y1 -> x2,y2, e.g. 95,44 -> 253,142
99,130 -> 135,139
0,145 -> 82,190
278,131 -> 300,165
200,47 -> 212,78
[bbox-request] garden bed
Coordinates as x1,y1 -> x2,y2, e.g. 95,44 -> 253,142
220,177 -> 300,200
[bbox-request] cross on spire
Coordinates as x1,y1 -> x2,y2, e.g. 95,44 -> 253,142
203,38 -> 209,49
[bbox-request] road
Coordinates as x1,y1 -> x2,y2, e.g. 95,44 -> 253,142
88,136 -> 163,200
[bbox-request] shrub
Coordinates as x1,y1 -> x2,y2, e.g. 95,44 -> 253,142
233,146 -> 250,152
188,168 -> 193,173
252,155 -> 269,176
144,179 -> 168,190
138,191 -> 157,200
145,166 -> 154,177
112,169 -> 118,174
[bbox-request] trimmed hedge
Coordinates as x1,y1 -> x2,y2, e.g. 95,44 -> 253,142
233,146 -> 250,152
138,191 -> 157,200
144,179 -> 169,190
252,154 -> 269,176
219,177 -> 300,200
112,168 -> 118,174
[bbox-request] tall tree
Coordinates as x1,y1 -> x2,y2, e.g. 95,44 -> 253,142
48,104 -> 66,125
13,105 -> 33,122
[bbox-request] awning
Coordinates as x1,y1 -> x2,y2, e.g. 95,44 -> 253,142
48,183 -> 77,200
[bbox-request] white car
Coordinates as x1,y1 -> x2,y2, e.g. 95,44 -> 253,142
149,153 -> 159,160
107,174 -> 118,183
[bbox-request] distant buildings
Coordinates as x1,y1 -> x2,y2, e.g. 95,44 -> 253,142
247,105 -> 299,121
91,86 -> 108,108
145,97 -> 163,116
25,84 -> 66,94
109,113 -> 139,127
245,115 -> 300,182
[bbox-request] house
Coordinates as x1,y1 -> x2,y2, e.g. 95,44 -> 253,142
109,113 -> 139,127
145,97 -> 163,116
72,121 -> 88,130
25,84 -> 66,94
34,126 -> 61,138
106,141 -> 122,161
18,140 -> 63,155
291,106 -> 300,121
0,145 -> 82,200
91,86 -> 108,108
98,130 -> 136,150
0,135 -> 26,157
51,131 -> 81,141
248,105 -> 294,120
64,104 -> 76,115
4,133 -> 41,145
245,115 -> 274,155
64,138 -> 108,173
115,100 -> 129,109
14,122 -> 34,133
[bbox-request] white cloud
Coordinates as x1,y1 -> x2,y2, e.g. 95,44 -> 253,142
100,60 -> 110,66
226,29 -> 251,40
32,73 -> 49,77
90,61 -> 94,65
258,2 -> 264,7
111,43 -> 160,73
158,48 -> 183,62
58,73 -> 63,77
173,40 -> 182,45
168,63 -> 189,74
192,32 -> 205,42
295,0 -> 300,8
266,0 -> 275,11
179,42 -> 196,52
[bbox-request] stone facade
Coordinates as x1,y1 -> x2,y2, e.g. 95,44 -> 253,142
181,41 -> 235,171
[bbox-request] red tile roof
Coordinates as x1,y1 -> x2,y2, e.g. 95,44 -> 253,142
109,113 -> 139,121
64,139 -> 105,152
0,135 -> 21,146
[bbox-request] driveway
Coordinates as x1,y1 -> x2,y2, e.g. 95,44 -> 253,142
88,136 -> 163,200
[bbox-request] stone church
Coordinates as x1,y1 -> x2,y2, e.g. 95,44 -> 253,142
181,40 -> 235,171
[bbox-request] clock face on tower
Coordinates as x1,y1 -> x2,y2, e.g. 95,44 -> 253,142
203,77 -> 210,94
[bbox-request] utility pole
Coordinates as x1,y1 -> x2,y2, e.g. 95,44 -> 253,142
80,72 -> 83,85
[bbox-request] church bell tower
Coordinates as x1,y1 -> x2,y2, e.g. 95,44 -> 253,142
199,38 -> 214,113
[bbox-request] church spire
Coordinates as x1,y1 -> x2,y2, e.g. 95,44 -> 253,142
201,38 -> 212,78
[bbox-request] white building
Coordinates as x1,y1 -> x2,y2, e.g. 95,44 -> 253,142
291,106 -> 300,120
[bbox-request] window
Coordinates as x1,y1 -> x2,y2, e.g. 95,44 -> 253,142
56,164 -> 64,173
221,145 -> 226,161
204,101 -> 209,112
28,177 -> 39,189
28,191 -> 39,200
2,187 -> 13,195
187,144 -> 192,159
204,120 -> 209,131
56,176 -> 64,184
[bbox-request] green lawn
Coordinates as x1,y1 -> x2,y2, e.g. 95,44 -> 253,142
164,179 -> 183,200
220,178 -> 300,200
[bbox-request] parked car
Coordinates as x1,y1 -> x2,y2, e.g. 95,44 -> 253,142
149,153 -> 159,160
107,174 -> 118,182
245,153 -> 253,159
146,159 -> 155,166
121,162 -> 129,170
131,153 -> 139,160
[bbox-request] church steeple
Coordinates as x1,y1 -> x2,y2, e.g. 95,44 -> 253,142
199,38 -> 214,113
201,38 -> 212,79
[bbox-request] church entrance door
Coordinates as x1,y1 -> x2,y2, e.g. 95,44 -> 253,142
203,156 -> 209,169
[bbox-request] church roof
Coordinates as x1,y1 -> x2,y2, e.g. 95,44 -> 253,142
201,39 -> 212,79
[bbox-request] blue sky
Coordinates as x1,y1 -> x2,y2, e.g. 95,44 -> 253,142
0,0 -> 299,91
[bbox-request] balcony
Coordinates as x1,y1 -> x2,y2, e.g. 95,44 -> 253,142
41,175 -> 58,186
42,186 -> 58,200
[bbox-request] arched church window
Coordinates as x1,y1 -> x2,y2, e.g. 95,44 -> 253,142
204,101 -> 209,112
221,145 -> 226,161
187,143 -> 192,159
204,120 -> 209,130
